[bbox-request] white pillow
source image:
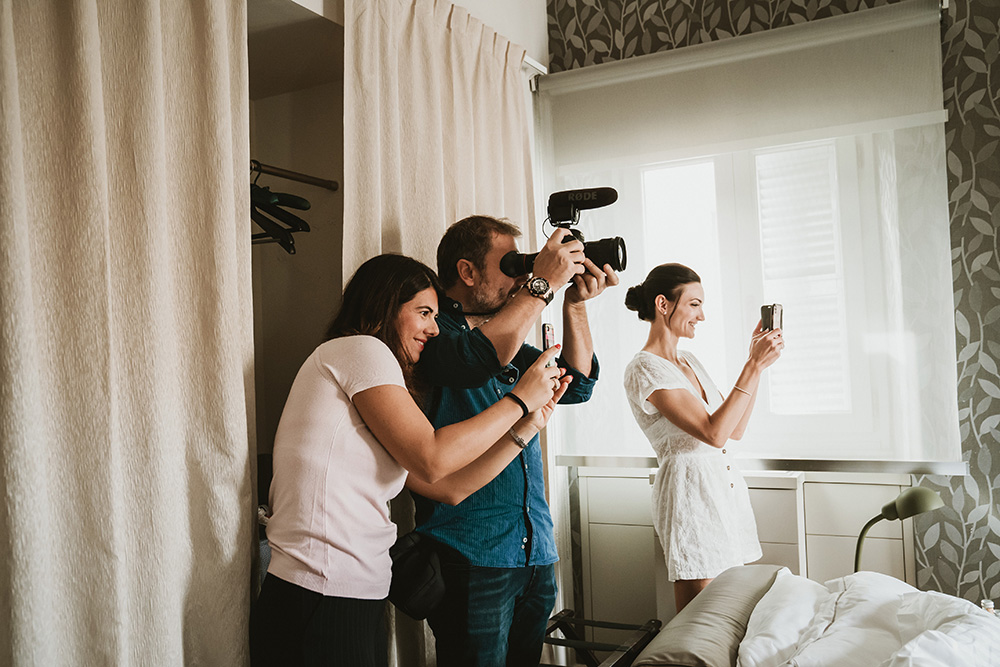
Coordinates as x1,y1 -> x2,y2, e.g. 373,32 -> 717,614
737,567 -> 832,667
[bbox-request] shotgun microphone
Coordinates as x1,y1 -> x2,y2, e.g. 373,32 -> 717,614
547,187 -> 619,223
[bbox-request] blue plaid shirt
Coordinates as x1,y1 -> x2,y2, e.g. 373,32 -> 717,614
413,295 -> 598,567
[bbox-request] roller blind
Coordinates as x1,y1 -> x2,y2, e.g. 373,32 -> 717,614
539,0 -> 945,167
537,0 -> 962,465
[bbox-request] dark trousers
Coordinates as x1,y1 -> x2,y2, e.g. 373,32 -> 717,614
250,573 -> 388,667
427,553 -> 557,667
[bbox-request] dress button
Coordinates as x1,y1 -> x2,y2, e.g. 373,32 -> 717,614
727,465 -> 731,470
722,449 -> 727,454
731,483 -> 734,488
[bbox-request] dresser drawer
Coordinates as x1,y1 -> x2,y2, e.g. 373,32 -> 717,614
585,476 -> 653,526
804,482 -> 903,539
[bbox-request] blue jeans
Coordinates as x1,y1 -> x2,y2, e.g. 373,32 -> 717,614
427,555 -> 557,667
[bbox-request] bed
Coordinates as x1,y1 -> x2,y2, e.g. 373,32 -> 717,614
633,564 -> 1000,667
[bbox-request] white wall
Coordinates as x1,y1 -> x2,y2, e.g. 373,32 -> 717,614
292,0 -> 550,66
455,0 -> 549,66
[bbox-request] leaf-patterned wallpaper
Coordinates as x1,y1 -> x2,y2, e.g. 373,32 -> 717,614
915,0 -> 1000,604
547,0 -> 906,73
548,0 -> 1000,604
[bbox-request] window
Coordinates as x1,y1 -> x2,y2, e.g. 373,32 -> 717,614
537,2 -> 960,464
546,123 -> 957,462
753,143 -> 851,415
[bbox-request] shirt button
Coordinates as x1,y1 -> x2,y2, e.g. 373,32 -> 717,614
522,537 -> 527,543
727,465 -> 731,470
722,449 -> 727,454
731,483 -> 735,488
520,545 -> 525,550
507,377 -> 515,384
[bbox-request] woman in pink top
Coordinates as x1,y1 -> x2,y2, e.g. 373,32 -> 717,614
250,254 -> 569,666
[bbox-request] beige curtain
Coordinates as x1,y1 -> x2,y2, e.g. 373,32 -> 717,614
343,0 -> 535,278
0,1 -> 253,665
343,0 -> 535,663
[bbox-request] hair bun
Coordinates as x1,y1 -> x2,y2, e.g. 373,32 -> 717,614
624,284 -> 644,312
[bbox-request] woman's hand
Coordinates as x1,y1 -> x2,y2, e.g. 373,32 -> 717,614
509,345 -> 565,412
749,322 -> 784,370
522,376 -> 573,432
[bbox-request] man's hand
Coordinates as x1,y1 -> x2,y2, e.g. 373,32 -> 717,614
565,259 -> 619,305
530,228 -> 586,287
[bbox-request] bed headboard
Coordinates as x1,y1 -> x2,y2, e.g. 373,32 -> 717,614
634,564 -> 783,667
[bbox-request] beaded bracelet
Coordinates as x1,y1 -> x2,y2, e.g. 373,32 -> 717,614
508,428 -> 529,449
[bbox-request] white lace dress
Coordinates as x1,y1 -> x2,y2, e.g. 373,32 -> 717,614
623,350 -> 761,581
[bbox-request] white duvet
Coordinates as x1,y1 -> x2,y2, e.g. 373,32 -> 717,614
737,568 -> 1000,667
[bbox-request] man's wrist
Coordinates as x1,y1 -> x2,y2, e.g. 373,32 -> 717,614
524,276 -> 554,305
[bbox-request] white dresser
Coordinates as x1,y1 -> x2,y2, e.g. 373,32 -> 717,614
572,463 -> 916,633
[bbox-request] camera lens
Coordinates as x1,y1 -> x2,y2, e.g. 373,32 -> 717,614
584,236 -> 627,272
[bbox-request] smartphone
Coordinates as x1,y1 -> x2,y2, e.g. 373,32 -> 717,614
542,323 -> 557,367
761,304 -> 783,331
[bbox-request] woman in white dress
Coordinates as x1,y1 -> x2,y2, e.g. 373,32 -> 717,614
622,263 -> 784,612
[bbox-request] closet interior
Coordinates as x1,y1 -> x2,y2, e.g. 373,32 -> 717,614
248,0 -> 345,459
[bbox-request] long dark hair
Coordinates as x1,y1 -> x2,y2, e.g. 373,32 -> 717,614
624,263 -> 701,323
325,254 -> 442,392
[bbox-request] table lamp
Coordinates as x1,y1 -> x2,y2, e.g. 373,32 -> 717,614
854,486 -> 944,572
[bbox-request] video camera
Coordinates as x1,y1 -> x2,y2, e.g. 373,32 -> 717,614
499,187 -> 628,277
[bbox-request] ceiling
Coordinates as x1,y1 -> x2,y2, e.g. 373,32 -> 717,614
247,0 -> 344,100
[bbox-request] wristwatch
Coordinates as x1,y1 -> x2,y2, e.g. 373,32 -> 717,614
525,276 -> 554,305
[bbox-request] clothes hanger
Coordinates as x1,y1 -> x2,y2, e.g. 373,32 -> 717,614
251,184 -> 311,232
251,208 -> 297,254
249,165 -> 318,253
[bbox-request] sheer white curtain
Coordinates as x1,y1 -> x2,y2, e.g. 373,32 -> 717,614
343,0 -> 534,277
0,2 -> 253,664
538,0 -> 960,465
343,1 -> 535,663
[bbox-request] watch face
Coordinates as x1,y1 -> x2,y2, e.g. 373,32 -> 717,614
528,276 -> 550,295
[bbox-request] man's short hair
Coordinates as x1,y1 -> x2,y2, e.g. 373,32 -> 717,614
437,215 -> 522,289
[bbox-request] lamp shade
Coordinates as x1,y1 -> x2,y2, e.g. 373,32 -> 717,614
880,486 -> 945,522
857,486 -> 945,572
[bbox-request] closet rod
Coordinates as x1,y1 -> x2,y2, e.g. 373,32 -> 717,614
250,160 -> 339,192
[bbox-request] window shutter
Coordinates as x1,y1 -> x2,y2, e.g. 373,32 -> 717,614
755,144 -> 851,414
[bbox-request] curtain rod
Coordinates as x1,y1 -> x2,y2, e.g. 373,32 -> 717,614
250,160 -> 339,192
